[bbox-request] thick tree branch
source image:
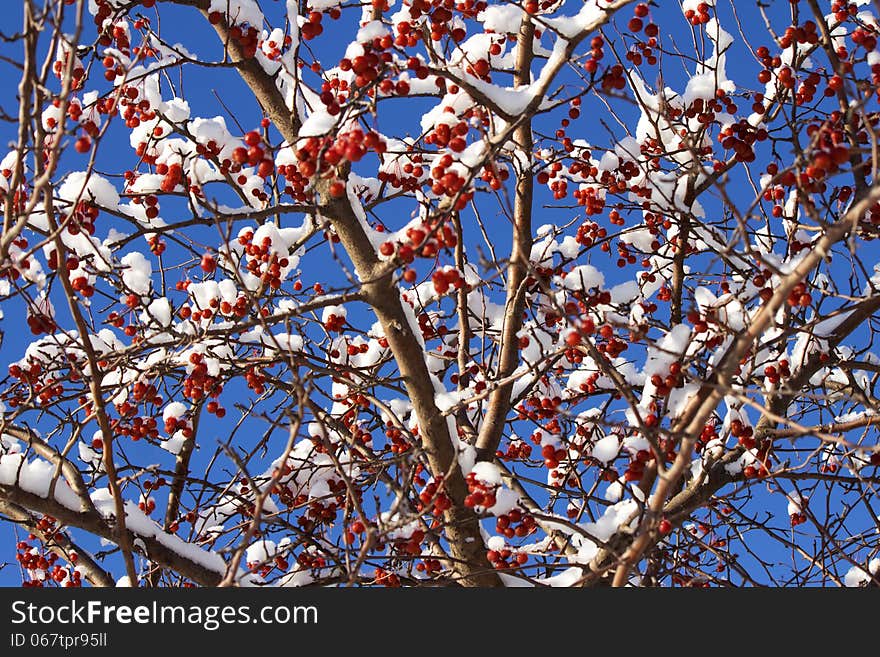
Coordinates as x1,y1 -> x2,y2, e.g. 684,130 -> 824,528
0,497 -> 114,587
474,15 -> 535,463
178,1 -> 500,586
0,484 -> 225,586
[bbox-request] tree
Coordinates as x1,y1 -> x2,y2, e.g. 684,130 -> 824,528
1,0 -> 879,589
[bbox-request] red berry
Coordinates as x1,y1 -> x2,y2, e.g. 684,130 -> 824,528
200,253 -> 216,273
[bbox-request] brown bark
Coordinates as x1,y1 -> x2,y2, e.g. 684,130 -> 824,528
191,4 -> 500,585
474,16 -> 535,464
0,483 -> 224,586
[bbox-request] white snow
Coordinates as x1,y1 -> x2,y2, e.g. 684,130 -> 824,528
262,332 -> 305,354
321,304 -> 347,324
604,480 -> 624,502
478,4 -> 524,34
58,171 -> 120,209
160,431 -> 187,455
844,564 -> 874,587
246,539 -> 277,564
536,567 -> 584,587
545,1 -> 605,39
470,461 -> 503,486
434,389 -> 464,413
120,251 -> 152,296
786,491 -> 804,516
308,0 -> 342,10
0,453 -> 83,510
162,402 -> 187,423
208,0 -> 263,26
357,21 -> 388,43
683,20 -> 736,105
144,297 -> 172,327
591,435 -> 620,464
609,281 -> 640,304
91,489 -> 229,575
299,108 -> 337,137
78,440 -> 102,467
561,264 -> 604,291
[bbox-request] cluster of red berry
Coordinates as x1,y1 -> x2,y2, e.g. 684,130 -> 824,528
417,477 -> 453,516
684,2 -> 712,26
16,519 -> 82,587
